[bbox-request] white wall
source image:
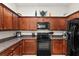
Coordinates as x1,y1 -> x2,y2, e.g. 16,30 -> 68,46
3,3 -> 79,16
3,3 -> 17,13
66,3 -> 79,16
16,5 -> 68,16
11,3 -> 79,16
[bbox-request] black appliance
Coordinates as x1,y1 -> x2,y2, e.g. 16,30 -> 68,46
37,33 -> 51,56
67,18 -> 79,56
37,22 -> 49,29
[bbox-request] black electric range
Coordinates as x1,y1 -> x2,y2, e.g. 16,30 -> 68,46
37,33 -> 51,56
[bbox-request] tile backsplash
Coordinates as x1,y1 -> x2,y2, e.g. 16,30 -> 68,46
21,30 -> 66,36
0,30 -> 66,40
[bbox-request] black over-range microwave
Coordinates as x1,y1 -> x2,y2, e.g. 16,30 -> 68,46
37,22 -> 49,29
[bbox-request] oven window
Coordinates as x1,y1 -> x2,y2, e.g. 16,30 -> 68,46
38,42 -> 50,50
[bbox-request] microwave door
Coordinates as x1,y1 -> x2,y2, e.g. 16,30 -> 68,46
37,22 -> 49,29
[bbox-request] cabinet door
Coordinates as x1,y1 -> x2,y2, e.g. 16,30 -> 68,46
0,47 -> 13,56
19,18 -> 29,30
24,39 -> 37,55
58,18 -> 67,30
50,18 -> 66,30
36,18 -> 43,22
19,40 -> 23,55
12,47 -> 20,56
29,18 -> 37,30
11,42 -> 21,56
67,12 -> 79,20
50,18 -> 59,30
19,17 -> 37,30
62,40 -> 67,55
51,39 -> 66,55
12,14 -> 18,30
0,4 -> 3,30
3,7 -> 13,30
51,39 -> 67,55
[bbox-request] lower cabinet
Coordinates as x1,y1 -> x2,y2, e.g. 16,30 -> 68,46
0,40 -> 23,56
11,41 -> 20,56
0,47 -> 13,56
12,46 -> 20,56
0,39 -> 67,56
23,39 -> 37,55
19,40 -> 23,55
51,39 -> 67,55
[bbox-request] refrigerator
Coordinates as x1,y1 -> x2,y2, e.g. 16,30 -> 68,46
67,18 -> 79,56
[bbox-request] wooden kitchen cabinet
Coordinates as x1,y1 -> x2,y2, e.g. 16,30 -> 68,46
19,17 -> 37,30
36,17 -> 50,22
62,40 -> 67,55
0,40 -> 23,56
12,40 -> 23,56
29,18 -> 37,30
19,17 -> 67,31
19,40 -> 23,55
0,46 -> 13,56
23,39 -> 37,55
12,42 -> 20,56
67,12 -> 79,20
0,3 -> 20,31
12,46 -> 20,56
12,13 -> 19,30
50,18 -> 67,30
51,39 -> 67,55
36,18 -> 44,22
19,18 -> 29,30
3,7 -> 13,30
0,4 -> 3,30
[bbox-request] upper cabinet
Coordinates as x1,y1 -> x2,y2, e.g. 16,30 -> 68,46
28,18 -> 37,30
3,7 -> 13,30
19,17 -> 37,30
19,18 -> 29,30
12,14 -> 19,30
19,17 -> 67,31
0,4 -> 69,31
0,4 -> 3,30
0,3 -> 19,30
67,12 -> 79,20
50,18 -> 67,30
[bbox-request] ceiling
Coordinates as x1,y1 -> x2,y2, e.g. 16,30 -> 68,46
15,3 -> 71,7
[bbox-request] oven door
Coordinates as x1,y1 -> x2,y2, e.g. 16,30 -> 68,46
38,41 -> 50,50
37,41 -> 51,56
